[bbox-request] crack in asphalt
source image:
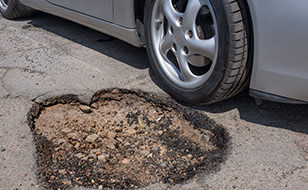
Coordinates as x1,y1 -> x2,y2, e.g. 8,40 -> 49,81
0,66 -> 47,75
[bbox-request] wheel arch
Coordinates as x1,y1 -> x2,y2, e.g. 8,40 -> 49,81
133,0 -> 255,76
133,0 -> 146,44
241,0 -> 255,80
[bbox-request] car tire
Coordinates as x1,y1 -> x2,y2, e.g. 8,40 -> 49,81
144,0 -> 251,104
0,0 -> 33,19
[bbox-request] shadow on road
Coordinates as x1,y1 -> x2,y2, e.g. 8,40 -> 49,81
26,12 -> 150,70
196,90 -> 308,134
23,12 -> 308,135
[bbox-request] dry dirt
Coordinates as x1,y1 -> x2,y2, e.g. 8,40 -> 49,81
28,89 -> 229,189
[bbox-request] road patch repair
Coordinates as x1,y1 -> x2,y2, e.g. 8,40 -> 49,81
27,89 -> 229,189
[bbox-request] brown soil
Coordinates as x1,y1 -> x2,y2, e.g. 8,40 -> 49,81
28,89 -> 229,189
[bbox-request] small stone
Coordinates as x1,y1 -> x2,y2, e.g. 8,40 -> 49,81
99,131 -> 108,138
83,126 -> 92,133
75,153 -> 85,159
86,134 -> 98,143
157,110 -> 163,115
160,162 -> 167,168
111,89 -> 120,93
158,130 -> 163,135
79,105 -> 92,113
67,132 -> 78,139
140,145 -> 146,150
115,127 -> 123,132
107,142 -> 116,150
141,149 -> 150,155
98,185 -> 103,190
187,154 -> 193,159
91,103 -> 99,109
58,169 -> 67,175
65,143 -> 73,150
61,128 -> 72,133
88,121 -> 96,128
116,137 -> 123,143
90,149 -> 101,155
98,153 -> 109,162
74,142 -> 80,149
126,129 -> 137,135
107,131 -> 117,139
81,156 -> 88,161
121,158 -> 130,164
57,139 -> 66,145
191,158 -> 198,165
62,179 -> 72,186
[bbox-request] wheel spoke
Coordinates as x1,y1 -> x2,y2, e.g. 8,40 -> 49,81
182,0 -> 204,30
178,53 -> 195,81
187,36 -> 216,60
161,0 -> 182,27
160,32 -> 174,55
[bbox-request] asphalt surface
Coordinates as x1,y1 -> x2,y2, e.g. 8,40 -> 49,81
0,12 -> 308,190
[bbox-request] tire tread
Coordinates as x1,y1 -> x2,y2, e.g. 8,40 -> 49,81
207,0 -> 251,104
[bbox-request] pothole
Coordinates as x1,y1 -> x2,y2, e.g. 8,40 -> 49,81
28,89 -> 229,189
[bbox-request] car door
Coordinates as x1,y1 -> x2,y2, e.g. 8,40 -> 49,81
47,0 -> 113,22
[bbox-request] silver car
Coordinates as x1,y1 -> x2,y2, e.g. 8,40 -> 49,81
1,0 -> 307,104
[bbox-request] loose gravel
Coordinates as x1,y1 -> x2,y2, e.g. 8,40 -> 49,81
28,89 -> 229,189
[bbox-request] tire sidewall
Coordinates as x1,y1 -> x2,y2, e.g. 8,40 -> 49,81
144,0 -> 231,104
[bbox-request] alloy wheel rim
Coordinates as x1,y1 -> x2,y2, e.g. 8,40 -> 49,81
0,0 -> 8,10
151,0 -> 219,89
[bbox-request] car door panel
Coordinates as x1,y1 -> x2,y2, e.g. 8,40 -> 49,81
113,0 -> 135,28
47,0 -> 113,22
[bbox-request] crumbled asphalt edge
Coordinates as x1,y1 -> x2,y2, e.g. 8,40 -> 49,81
27,88 -> 231,189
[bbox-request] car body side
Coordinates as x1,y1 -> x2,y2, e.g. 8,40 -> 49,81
18,0 -> 308,103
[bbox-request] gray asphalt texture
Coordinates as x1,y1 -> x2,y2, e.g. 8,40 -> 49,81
0,12 -> 307,190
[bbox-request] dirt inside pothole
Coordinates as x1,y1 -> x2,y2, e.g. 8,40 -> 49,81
28,89 -> 229,189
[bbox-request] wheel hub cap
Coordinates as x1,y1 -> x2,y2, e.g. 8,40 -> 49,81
151,0 -> 219,89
